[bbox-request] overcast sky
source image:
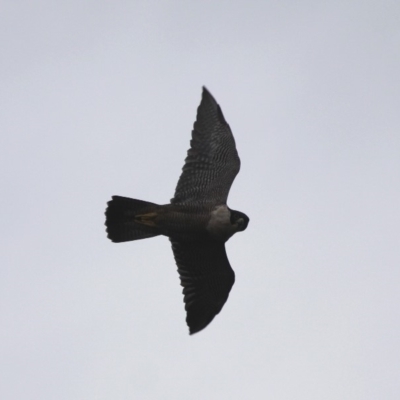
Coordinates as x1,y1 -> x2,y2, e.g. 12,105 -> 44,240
1,1 -> 400,399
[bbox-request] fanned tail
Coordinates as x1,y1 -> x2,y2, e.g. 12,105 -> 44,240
105,196 -> 160,242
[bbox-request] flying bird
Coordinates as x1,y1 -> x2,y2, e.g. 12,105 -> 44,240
105,87 -> 249,334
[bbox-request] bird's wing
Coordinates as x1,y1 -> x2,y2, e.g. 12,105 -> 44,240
170,239 -> 235,334
171,87 -> 240,205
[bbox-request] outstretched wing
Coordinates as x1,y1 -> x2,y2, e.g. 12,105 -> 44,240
170,239 -> 235,334
171,87 -> 240,205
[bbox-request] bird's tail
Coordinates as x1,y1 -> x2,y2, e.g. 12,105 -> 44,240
105,196 -> 161,242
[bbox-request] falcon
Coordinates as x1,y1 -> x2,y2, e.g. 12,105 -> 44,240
105,87 -> 249,334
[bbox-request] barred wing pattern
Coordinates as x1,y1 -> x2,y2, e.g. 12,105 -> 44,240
170,239 -> 235,334
172,87 -> 240,205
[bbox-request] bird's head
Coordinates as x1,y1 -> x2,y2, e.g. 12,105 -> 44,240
230,209 -> 250,232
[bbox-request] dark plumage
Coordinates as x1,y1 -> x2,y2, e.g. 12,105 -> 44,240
105,87 -> 249,334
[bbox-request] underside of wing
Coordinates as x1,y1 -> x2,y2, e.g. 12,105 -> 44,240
172,87 -> 240,205
170,239 -> 235,334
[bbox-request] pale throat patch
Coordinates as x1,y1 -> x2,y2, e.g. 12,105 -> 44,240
206,205 -> 237,241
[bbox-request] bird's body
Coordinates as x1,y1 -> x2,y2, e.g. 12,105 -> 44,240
105,87 -> 249,334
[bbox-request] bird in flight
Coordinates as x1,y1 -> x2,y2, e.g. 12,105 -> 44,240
105,87 -> 249,334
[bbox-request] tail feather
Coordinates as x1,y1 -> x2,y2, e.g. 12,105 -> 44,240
105,196 -> 160,242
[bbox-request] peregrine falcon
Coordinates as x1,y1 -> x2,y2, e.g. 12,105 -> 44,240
105,87 -> 249,334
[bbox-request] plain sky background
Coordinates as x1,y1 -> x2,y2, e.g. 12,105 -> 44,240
1,1 -> 399,399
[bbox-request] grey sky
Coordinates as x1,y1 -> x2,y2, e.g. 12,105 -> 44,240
1,1 -> 400,399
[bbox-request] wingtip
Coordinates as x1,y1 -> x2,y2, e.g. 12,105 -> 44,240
199,87 -> 227,124
186,315 -> 214,335
188,326 -> 201,335
201,86 -> 214,100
